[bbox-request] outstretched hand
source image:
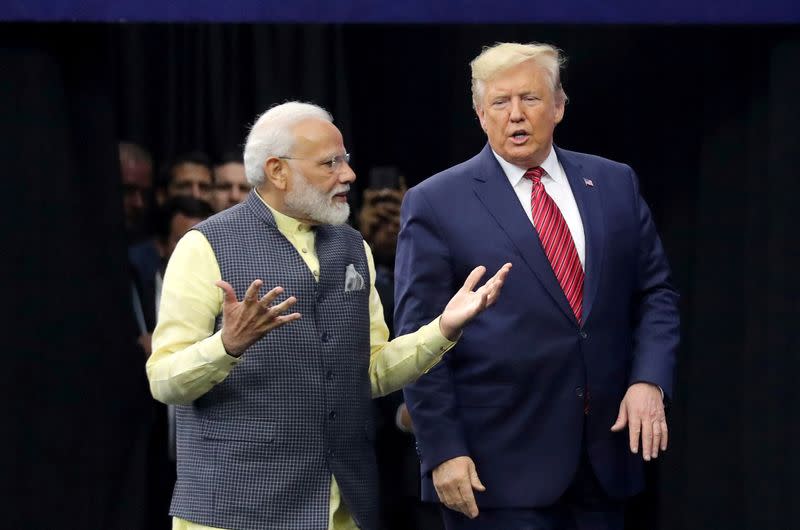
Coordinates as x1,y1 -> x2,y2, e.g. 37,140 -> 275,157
439,263 -> 512,341
216,279 -> 302,357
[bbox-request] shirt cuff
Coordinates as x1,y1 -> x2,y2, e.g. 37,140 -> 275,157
204,331 -> 241,375
421,316 -> 459,360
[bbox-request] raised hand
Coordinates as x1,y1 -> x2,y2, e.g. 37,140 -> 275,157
215,279 -> 302,357
439,263 -> 512,341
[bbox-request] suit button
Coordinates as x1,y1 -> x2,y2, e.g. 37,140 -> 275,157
579,330 -> 588,339
329,410 -> 337,420
575,387 -> 585,398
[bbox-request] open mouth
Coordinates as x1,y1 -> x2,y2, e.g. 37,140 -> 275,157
510,130 -> 530,144
332,189 -> 349,202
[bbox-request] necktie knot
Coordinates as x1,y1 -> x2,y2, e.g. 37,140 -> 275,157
524,166 -> 545,184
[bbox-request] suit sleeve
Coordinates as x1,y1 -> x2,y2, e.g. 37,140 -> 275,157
627,166 -> 681,400
394,186 -> 470,475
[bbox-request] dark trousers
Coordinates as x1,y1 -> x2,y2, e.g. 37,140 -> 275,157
440,448 -> 623,530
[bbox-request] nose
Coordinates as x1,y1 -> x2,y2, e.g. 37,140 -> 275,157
509,98 -> 524,122
338,162 -> 356,184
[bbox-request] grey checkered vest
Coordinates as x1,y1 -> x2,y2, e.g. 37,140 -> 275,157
170,192 -> 377,530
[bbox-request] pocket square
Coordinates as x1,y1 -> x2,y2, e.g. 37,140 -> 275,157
344,264 -> 365,292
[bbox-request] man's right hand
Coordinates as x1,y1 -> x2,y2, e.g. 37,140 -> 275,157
432,455 -> 485,519
215,279 -> 302,357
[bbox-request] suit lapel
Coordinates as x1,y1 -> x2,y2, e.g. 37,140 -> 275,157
471,144 -> 576,324
555,146 -> 605,325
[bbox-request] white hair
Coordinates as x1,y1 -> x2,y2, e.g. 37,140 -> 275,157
470,42 -> 568,110
243,101 -> 333,187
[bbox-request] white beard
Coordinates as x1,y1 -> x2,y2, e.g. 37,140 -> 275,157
285,169 -> 350,225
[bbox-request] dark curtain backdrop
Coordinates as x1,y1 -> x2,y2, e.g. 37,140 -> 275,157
1,22 -> 798,530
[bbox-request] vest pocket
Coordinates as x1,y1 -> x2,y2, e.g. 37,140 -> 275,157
200,417 -> 277,443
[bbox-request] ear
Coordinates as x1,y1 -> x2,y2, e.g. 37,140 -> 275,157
264,157 -> 289,191
554,98 -> 565,125
475,105 -> 488,133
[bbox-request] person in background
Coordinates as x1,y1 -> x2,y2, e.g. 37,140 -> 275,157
211,151 -> 251,212
146,101 -> 512,530
129,196 -> 216,356
359,166 -> 446,530
120,141 -> 154,242
395,42 -> 680,530
130,195 -> 214,530
157,151 -> 214,205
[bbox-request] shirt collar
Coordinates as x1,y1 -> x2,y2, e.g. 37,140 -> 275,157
254,189 -> 313,234
490,145 -> 562,187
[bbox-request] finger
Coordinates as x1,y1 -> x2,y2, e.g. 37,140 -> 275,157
214,280 -> 238,306
641,416 -> 653,461
263,296 -> 298,318
651,421 -> 662,459
660,419 -> 669,451
469,462 -> 486,492
258,286 -> 285,308
439,482 -> 459,512
461,266 -> 487,292
610,401 -> 627,432
628,412 -> 641,454
457,479 -> 479,518
265,312 -> 302,331
243,279 -> 263,304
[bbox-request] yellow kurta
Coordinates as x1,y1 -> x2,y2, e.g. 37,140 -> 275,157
147,192 -> 456,530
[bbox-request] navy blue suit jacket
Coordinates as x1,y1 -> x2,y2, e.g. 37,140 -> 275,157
394,144 -> 679,507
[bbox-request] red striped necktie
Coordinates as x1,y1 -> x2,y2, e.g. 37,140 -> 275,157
524,166 -> 584,322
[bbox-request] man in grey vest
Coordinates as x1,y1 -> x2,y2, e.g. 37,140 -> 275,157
146,101 -> 512,530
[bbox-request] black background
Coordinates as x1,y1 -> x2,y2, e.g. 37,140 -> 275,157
1,23 -> 798,529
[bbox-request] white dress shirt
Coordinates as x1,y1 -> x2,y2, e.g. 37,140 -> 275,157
491,146 -> 586,269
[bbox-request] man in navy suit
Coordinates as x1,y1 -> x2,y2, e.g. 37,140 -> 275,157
394,42 -> 680,530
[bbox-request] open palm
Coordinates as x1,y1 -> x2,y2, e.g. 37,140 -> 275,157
439,263 -> 512,340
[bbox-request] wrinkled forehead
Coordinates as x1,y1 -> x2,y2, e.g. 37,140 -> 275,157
290,118 -> 344,157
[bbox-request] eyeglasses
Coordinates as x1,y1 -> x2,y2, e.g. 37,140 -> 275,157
280,153 -> 351,172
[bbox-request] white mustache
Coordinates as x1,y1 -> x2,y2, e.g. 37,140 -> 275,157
329,185 -> 350,198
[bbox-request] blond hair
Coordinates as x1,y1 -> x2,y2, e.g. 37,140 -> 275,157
470,42 -> 567,109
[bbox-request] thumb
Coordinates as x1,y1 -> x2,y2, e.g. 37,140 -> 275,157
468,461 -> 486,492
610,400 -> 628,432
215,280 -> 237,306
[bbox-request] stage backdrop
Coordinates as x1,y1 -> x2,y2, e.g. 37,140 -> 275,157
1,21 -> 798,530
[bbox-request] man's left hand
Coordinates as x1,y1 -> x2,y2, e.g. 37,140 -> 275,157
439,263 -> 512,341
610,382 -> 668,461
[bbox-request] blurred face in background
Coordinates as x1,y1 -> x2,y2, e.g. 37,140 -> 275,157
162,212 -> 205,262
168,162 -> 213,202
120,158 -> 153,235
212,162 -> 250,211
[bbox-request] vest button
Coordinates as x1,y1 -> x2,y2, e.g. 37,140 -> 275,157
575,387 -> 585,398
321,332 -> 330,343
329,410 -> 337,420
326,448 -> 334,457
326,370 -> 334,380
